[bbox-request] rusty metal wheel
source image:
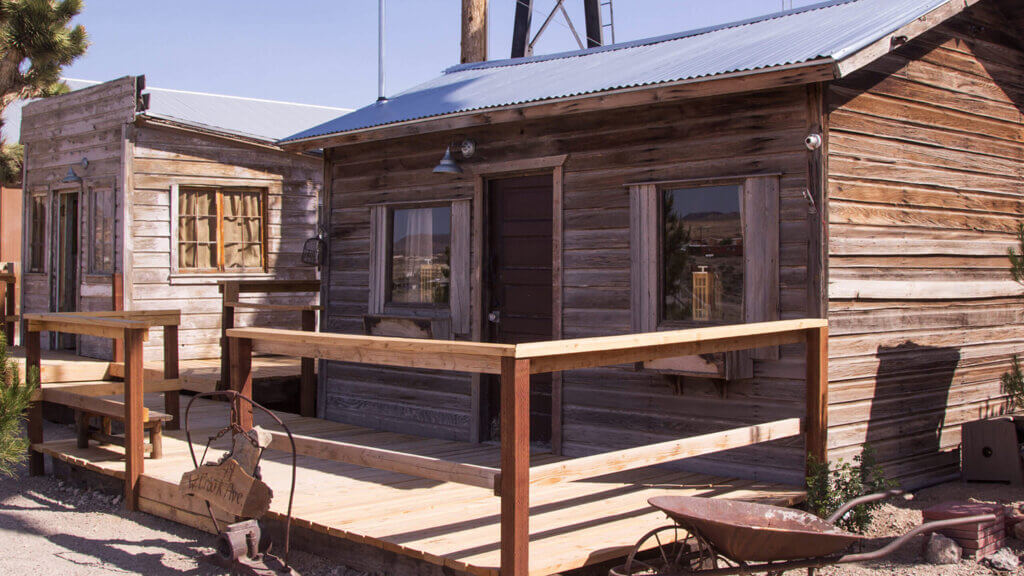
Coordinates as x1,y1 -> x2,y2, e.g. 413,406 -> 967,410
609,525 -> 716,576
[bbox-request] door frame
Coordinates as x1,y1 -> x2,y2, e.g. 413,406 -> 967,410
49,183 -> 83,351
468,154 -> 566,450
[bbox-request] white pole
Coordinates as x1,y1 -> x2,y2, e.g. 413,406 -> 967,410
378,0 -> 386,101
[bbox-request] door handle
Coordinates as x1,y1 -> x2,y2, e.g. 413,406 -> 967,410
488,310 -> 501,324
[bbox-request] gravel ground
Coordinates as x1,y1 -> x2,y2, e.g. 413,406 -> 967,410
0,421 -> 358,576
820,482 -> 1024,576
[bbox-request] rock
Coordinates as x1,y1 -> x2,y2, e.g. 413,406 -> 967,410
984,547 -> 1020,572
1014,520 -> 1024,541
925,533 -> 962,565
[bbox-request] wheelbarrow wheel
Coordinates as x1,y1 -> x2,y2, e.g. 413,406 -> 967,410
609,525 -> 716,576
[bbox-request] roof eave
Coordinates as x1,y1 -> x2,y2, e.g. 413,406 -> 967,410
280,58 -> 837,152
832,0 -> 982,78
136,114 -> 294,153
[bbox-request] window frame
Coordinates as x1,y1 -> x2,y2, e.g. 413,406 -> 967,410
367,198 -> 471,337
384,202 -> 454,311
656,179 -> 746,330
171,183 -> 269,274
26,190 -> 49,274
87,185 -> 116,275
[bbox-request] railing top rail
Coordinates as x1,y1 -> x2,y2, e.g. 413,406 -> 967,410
0,271 -> 15,282
228,319 -> 827,374
218,279 -> 320,294
31,310 -> 181,327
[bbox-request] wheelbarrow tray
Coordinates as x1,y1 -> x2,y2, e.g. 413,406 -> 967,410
648,496 -> 864,562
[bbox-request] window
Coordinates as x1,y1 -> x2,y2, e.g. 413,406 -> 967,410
631,175 -> 780,377
176,186 -> 266,272
367,200 -> 470,337
27,193 -> 46,273
388,206 -> 451,306
661,185 -> 743,324
89,187 -> 115,274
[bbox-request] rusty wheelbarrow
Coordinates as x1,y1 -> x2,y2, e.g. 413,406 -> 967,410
609,490 -> 997,575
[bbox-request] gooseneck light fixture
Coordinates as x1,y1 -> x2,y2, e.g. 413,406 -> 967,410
433,139 -> 476,174
61,157 -> 89,183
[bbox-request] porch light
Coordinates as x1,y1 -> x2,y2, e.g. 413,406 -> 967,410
432,139 -> 476,174
61,166 -> 82,183
433,147 -> 462,174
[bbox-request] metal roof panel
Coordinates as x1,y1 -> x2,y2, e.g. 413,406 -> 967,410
281,0 -> 950,143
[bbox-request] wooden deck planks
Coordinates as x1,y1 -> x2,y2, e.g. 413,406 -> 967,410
35,395 -> 803,576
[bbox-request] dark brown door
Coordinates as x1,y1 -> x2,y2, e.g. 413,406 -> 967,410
484,175 -> 553,443
51,190 -> 79,350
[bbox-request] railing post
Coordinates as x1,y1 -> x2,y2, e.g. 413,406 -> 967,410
300,308 -> 316,417
805,326 -> 829,465
112,272 -> 124,363
163,324 -> 180,430
123,327 -> 146,511
230,336 -> 253,430
500,357 -> 531,576
220,282 -> 237,391
4,262 -> 14,346
26,328 -> 43,476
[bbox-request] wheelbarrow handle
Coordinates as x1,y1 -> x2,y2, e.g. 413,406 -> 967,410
839,513 -> 1000,563
827,489 -> 906,524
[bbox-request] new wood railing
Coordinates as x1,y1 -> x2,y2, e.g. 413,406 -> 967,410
24,310 -> 181,511
227,318 -> 828,576
219,279 -> 320,416
1,262 -> 16,345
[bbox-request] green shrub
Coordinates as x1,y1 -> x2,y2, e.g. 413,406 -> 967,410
1002,355 -> 1024,411
0,333 -> 39,478
806,444 -> 893,533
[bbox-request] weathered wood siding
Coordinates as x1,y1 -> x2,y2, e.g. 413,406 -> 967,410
826,3 -> 1024,484
129,124 -> 321,361
20,76 -> 136,357
324,87 -> 815,483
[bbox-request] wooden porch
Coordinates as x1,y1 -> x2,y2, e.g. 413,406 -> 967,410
35,393 -> 805,576
23,311 -> 827,576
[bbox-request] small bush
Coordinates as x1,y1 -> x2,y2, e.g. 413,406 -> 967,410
806,444 -> 893,533
1002,355 -> 1024,411
0,333 -> 39,478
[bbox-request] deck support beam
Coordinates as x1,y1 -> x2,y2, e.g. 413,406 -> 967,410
301,308 -> 316,417
163,324 -> 180,430
805,326 -> 829,464
231,336 -> 254,430
3,262 -> 15,345
26,329 -> 42,476
123,327 -> 146,511
500,357 -> 530,576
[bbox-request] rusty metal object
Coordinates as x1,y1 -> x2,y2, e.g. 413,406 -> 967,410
183,391 -> 299,574
610,493 -> 1000,576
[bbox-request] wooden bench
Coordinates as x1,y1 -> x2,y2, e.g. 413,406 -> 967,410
74,400 -> 173,459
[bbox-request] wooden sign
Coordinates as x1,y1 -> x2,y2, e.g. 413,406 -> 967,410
180,457 -> 272,519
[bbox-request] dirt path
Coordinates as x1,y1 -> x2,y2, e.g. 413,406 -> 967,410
0,422 -> 351,576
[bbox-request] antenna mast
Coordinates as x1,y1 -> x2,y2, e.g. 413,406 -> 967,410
378,0 -> 386,101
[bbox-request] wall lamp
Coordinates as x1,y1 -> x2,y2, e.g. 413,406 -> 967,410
61,157 -> 89,183
433,139 -> 476,174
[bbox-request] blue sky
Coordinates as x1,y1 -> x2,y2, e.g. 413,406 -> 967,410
60,1 -> 819,109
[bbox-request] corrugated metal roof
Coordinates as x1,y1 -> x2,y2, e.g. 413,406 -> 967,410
4,78 -> 351,144
282,0 -> 951,144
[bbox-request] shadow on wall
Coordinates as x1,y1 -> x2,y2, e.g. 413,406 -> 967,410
867,341 -> 960,479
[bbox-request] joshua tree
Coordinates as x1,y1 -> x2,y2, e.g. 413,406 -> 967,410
0,333 -> 38,477
0,0 -> 88,183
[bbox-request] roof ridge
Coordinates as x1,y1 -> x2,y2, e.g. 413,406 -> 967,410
63,77 -> 353,112
444,0 -> 861,75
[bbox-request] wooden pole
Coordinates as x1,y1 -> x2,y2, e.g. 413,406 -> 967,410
460,0 -> 488,64
805,326 -> 829,465
112,273 -> 124,364
220,282 -> 237,391
300,309 -> 316,417
123,327 -> 146,511
510,0 -> 532,58
500,357 -> 531,576
230,336 -> 253,430
3,262 -> 14,345
26,328 -> 43,476
163,324 -> 180,430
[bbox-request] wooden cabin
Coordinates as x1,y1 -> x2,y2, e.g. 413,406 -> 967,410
280,0 -> 1024,487
19,76 -> 347,361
